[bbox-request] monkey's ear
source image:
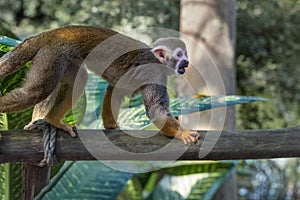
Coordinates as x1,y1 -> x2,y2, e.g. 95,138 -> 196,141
151,46 -> 169,63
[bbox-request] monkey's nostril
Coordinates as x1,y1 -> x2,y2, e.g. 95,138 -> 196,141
180,60 -> 189,68
184,60 -> 189,67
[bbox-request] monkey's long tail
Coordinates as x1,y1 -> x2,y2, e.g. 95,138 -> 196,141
0,38 -> 40,78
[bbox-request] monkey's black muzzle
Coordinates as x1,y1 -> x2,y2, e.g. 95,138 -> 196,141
177,60 -> 189,75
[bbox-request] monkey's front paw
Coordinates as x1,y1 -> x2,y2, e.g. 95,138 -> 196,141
179,130 -> 199,144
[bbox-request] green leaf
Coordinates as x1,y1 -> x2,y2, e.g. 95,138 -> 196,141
37,161 -> 133,200
150,185 -> 184,200
0,36 -> 21,47
187,165 -> 234,200
0,112 -> 8,130
117,176 -> 143,200
0,44 -> 13,55
0,163 -> 23,200
165,162 -> 235,176
116,95 -> 265,130
171,95 -> 265,116
166,162 -> 237,200
147,162 -> 236,200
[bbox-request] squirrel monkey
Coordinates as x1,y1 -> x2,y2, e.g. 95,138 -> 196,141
0,25 -> 199,144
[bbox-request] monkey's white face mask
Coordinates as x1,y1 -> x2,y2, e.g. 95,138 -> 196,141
172,47 -> 189,75
151,46 -> 189,75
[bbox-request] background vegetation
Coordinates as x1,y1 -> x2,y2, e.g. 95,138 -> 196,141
236,0 -> 300,130
0,0 -> 299,199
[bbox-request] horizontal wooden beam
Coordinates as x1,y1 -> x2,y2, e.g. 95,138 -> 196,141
0,126 -> 299,163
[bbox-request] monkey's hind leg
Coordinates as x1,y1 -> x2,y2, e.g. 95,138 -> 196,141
44,66 -> 88,137
0,49 -> 66,113
24,80 -> 61,129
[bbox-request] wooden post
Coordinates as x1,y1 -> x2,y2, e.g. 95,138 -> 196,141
22,163 -> 50,200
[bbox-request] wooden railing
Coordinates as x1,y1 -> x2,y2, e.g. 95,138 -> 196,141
1,126 -> 299,163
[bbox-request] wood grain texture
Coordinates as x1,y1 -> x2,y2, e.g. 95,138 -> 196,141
0,127 -> 299,163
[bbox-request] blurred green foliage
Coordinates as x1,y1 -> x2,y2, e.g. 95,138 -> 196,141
0,0 -> 179,37
236,0 -> 300,129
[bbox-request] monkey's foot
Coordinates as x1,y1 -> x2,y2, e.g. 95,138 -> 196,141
178,130 -> 199,144
58,122 -> 78,138
45,118 -> 78,138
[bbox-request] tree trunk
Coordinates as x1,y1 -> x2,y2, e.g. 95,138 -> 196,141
180,0 -> 237,199
179,0 -> 236,130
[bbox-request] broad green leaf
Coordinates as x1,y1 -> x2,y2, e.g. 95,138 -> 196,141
37,161 -> 133,200
149,186 -> 184,200
117,177 -> 143,200
116,95 -> 265,130
0,36 -> 21,47
187,165 -> 235,200
170,95 -> 265,116
147,162 -> 236,200
0,163 -> 23,200
165,162 -> 235,176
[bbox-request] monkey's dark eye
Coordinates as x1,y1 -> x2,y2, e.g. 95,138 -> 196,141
176,51 -> 183,58
173,48 -> 186,60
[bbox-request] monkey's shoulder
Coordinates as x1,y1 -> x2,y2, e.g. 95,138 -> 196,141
118,48 -> 159,66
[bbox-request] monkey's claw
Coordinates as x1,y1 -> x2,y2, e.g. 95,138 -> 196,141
71,126 -> 79,137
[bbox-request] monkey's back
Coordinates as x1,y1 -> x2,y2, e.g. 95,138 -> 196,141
42,26 -> 161,86
28,26 -> 119,57
0,25 -> 161,88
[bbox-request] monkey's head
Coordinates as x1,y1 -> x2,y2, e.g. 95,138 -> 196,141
151,37 -> 189,75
